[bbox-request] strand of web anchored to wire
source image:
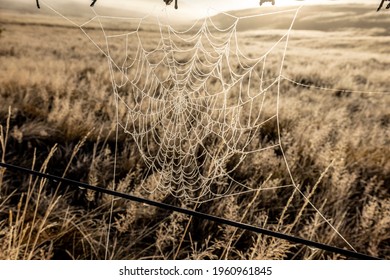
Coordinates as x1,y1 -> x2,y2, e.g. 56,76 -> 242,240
0,162 -> 381,260
281,75 -> 390,95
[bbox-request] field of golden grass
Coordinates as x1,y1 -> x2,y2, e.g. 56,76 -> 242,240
0,4 -> 389,260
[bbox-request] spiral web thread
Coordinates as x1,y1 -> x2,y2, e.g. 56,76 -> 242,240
39,1 -> 357,252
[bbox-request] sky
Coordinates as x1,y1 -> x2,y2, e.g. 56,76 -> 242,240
3,0 -> 380,21
91,0 -> 376,16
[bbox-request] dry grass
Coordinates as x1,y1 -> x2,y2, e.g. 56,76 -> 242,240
0,6 -> 389,260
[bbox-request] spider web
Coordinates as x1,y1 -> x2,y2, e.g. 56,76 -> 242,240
39,1 -> 357,253
81,10 -> 299,204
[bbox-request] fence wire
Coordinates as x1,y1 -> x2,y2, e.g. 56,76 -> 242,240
0,162 -> 380,260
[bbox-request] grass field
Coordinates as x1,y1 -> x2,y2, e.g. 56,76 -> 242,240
0,3 -> 389,260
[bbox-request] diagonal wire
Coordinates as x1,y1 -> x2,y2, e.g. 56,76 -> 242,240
0,162 -> 380,260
